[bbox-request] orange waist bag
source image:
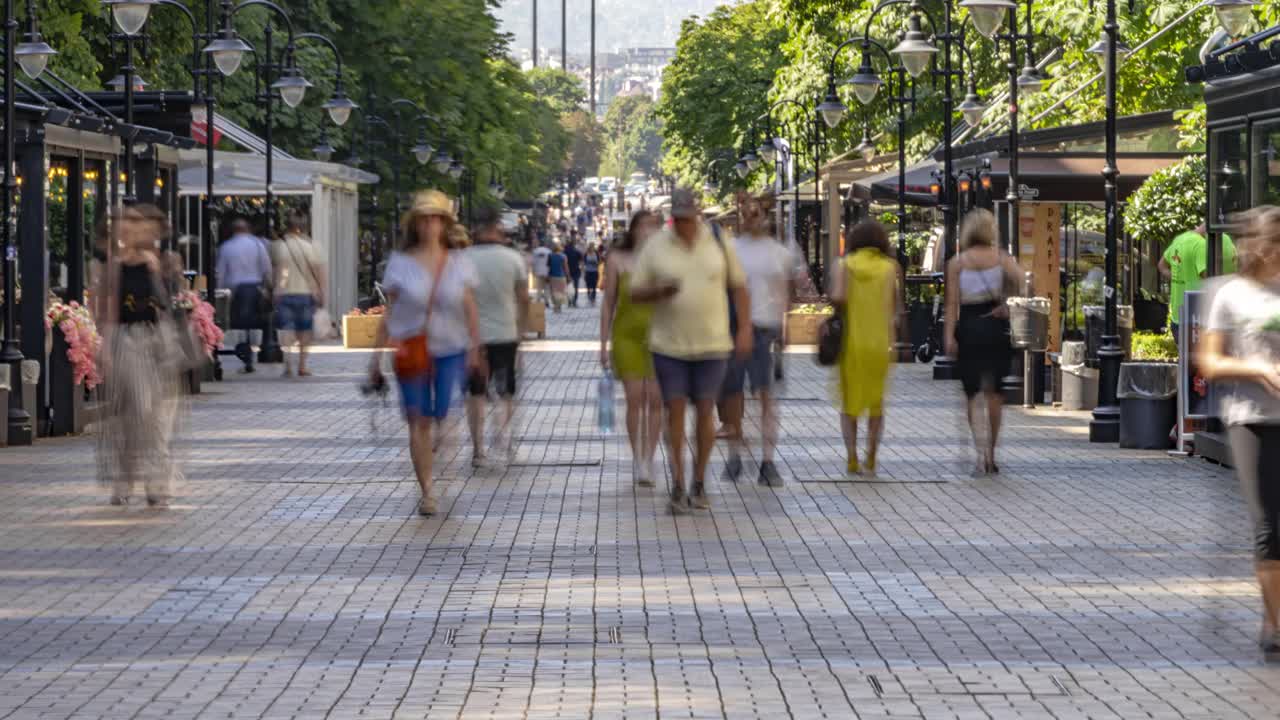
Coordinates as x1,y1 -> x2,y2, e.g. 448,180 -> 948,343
393,335 -> 432,378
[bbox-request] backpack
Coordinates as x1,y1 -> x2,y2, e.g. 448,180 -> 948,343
709,223 -> 738,336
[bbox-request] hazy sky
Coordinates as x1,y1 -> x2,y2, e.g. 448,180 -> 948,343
494,0 -> 729,55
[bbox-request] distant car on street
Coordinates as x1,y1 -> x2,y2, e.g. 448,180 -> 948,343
600,177 -> 617,192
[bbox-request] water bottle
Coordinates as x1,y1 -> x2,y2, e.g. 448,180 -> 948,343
597,371 -> 615,434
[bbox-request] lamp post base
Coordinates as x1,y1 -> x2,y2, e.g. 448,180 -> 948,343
1002,350 -> 1025,403
257,325 -> 284,364
1088,405 -> 1120,443
1089,337 -> 1124,443
932,355 -> 958,380
4,351 -> 33,445
893,341 -> 914,364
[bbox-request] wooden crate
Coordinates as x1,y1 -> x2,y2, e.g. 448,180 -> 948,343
524,299 -> 546,339
343,314 -> 382,349
785,311 -> 826,345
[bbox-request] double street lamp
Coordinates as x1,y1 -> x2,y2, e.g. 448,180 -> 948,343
1081,0 -> 1254,442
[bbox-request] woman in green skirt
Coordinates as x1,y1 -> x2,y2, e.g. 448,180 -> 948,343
601,210 -> 663,486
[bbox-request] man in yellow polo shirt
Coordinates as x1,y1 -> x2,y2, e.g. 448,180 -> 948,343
631,189 -> 751,514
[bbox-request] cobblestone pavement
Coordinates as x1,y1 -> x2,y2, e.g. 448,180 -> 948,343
0,301 -> 1277,719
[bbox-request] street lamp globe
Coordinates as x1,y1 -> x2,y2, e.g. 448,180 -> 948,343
958,91 -> 987,127
734,159 -> 750,179
273,69 -> 312,109
758,137 -> 777,164
855,131 -> 876,163
1016,64 -> 1044,94
1209,0 -> 1256,37
105,1 -> 157,37
891,17 -> 938,79
203,35 -> 252,77
412,142 -> 434,166
960,0 -> 1017,40
432,150 -> 453,174
740,148 -> 760,171
106,73 -> 147,92
1086,31 -> 1131,71
15,37 -> 56,80
322,93 -> 357,127
846,64 -> 883,105
448,161 -> 464,180
312,139 -> 335,163
817,90 -> 847,129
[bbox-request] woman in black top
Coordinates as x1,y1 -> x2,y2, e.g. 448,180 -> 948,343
97,205 -> 184,508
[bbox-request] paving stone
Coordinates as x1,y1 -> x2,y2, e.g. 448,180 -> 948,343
0,306 -> 1275,718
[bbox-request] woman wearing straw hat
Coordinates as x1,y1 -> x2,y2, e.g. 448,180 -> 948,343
368,190 -> 483,516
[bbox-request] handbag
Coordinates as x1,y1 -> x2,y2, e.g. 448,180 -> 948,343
392,255 -> 446,379
817,254 -> 850,367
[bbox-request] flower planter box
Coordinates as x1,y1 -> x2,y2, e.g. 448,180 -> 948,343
784,310 -> 828,345
49,326 -> 87,437
343,314 -> 383,349
525,299 -> 546,339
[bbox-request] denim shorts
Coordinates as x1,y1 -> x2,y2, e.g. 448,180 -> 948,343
275,294 -> 315,332
397,352 -> 466,421
652,353 -> 729,403
722,326 -> 779,396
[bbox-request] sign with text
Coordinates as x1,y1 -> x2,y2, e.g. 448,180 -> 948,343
1016,202 -> 1062,352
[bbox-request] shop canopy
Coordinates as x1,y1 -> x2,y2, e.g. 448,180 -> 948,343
852,111 -> 1189,205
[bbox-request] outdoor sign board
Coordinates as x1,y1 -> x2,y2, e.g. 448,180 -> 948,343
1175,289 -> 1211,452
1016,202 -> 1063,352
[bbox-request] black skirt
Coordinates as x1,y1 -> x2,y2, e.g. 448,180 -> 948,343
230,283 -> 267,330
955,300 -> 1011,398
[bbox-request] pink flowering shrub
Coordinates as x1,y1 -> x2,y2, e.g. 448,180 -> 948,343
45,301 -> 103,389
179,291 -> 223,357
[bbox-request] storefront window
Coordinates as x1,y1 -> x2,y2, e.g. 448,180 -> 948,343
1252,120 -> 1280,207
1210,125 -> 1248,224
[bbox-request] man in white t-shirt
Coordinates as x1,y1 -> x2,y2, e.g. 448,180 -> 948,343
466,208 -> 531,463
531,242 -> 552,307
720,197 -> 807,486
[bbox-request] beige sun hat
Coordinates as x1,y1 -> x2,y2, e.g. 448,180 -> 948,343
401,189 -> 457,230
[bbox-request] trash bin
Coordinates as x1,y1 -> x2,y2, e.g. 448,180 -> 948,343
1008,297 -> 1051,350
1117,361 -> 1178,449
1059,340 -> 1098,411
1084,305 -> 1134,368
0,364 -> 9,447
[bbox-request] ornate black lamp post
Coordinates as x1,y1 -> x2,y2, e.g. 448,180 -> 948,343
815,6 -> 917,360
753,99 -> 828,293
3,0 -> 57,445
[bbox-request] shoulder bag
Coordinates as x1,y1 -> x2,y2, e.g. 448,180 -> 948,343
393,254 -> 446,379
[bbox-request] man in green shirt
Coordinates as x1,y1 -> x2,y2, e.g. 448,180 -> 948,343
1159,224 -> 1237,343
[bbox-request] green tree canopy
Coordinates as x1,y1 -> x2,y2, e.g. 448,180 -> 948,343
600,95 -> 663,178
526,67 -> 587,116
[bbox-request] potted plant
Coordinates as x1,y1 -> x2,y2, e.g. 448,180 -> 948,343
175,291 -> 224,393
1117,331 -> 1178,449
45,300 -> 102,436
785,302 -> 833,345
343,306 -> 385,348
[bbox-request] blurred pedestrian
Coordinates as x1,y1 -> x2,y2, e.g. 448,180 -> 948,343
97,205 -> 183,508
565,238 -> 583,306
548,241 -> 569,313
466,207 -> 530,464
1199,205 -> 1280,659
271,209 -> 326,378
721,197 -> 808,486
218,217 -> 273,374
583,243 -> 602,305
601,210 -> 663,487
944,209 -> 1021,476
631,190 -> 750,513
1160,223 -> 1238,343
532,241 -> 551,307
368,190 -> 483,517
830,220 -> 900,477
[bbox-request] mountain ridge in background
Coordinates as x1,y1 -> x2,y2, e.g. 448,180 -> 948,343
495,0 -> 728,57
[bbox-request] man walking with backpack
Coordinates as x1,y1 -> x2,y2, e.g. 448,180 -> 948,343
630,189 -> 751,513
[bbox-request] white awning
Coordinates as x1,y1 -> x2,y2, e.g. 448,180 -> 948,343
176,149 -> 378,196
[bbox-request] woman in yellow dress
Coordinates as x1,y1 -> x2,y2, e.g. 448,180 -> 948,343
830,220 -> 900,476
